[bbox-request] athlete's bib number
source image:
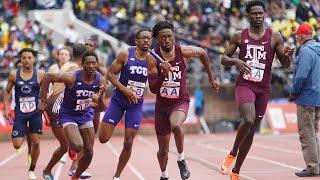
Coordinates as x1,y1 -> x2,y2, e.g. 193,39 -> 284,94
75,99 -> 90,111
160,81 -> 180,99
19,97 -> 36,113
127,80 -> 146,97
243,61 -> 265,82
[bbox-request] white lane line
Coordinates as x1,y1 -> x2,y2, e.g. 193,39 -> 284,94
241,170 -> 294,174
206,135 -> 301,154
0,146 -> 26,167
254,143 -> 301,155
255,134 -> 299,141
106,143 -> 145,180
54,153 -> 67,180
196,142 -> 303,171
137,136 -> 256,180
137,136 -> 155,149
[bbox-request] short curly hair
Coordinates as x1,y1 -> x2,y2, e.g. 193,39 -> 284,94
152,21 -> 174,38
246,0 -> 265,14
82,50 -> 98,64
18,48 -> 39,59
135,28 -> 152,39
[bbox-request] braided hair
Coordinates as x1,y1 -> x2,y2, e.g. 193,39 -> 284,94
152,21 -> 174,38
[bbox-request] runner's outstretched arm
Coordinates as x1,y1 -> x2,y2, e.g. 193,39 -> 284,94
39,72 -> 75,111
182,45 -> 219,91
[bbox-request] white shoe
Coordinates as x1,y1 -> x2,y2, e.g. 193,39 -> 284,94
28,171 -> 37,180
113,177 -> 120,180
68,169 -> 92,179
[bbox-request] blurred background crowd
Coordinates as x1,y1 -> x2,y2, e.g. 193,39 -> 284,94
1,0 -> 320,101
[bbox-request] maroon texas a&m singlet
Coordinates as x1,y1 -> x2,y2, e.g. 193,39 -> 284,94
154,44 -> 190,104
236,28 -> 275,89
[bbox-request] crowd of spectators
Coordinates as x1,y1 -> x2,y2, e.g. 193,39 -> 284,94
0,0 -> 116,97
72,0 -> 320,99
1,0 -> 320,100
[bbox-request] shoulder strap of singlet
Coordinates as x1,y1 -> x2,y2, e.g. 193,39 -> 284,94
75,70 -> 82,82
93,72 -> 101,86
267,27 -> 273,39
128,46 -> 135,60
16,69 -> 21,82
240,28 -> 248,43
31,68 -> 38,83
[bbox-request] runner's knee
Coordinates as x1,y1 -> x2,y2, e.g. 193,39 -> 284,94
69,142 -> 83,153
242,116 -> 254,128
99,135 -> 110,144
158,147 -> 169,157
172,125 -> 182,134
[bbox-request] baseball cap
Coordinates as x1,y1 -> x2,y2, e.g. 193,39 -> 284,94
293,22 -> 313,35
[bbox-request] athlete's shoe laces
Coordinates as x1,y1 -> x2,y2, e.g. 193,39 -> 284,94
28,171 -> 37,180
68,148 -> 77,161
177,159 -> 190,179
68,169 -> 92,179
229,171 -> 240,180
220,154 -> 235,175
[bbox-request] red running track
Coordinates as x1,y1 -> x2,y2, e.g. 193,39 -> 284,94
0,133 -> 318,180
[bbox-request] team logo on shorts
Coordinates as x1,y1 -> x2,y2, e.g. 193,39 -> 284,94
12,130 -> 19,137
109,119 -> 114,123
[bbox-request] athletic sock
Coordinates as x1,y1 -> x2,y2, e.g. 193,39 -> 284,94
177,151 -> 185,161
161,170 -> 169,178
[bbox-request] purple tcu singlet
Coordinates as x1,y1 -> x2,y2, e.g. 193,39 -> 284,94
154,44 -> 190,104
102,46 -> 148,130
59,70 -> 100,125
114,46 -> 148,102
